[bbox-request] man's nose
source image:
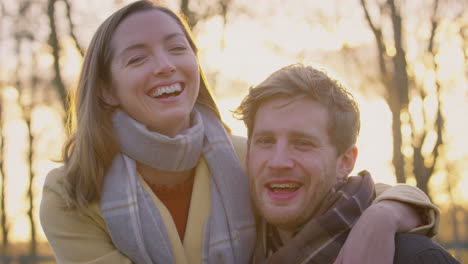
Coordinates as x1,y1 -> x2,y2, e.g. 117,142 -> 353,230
267,143 -> 294,170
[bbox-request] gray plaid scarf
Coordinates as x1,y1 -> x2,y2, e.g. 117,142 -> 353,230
253,171 -> 375,264
100,107 -> 256,264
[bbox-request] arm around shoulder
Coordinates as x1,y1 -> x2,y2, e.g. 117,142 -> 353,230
334,183 -> 441,264
40,168 -> 132,264
374,183 -> 440,236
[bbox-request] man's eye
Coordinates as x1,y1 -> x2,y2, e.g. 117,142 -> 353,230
255,137 -> 274,146
296,140 -> 311,145
294,139 -> 314,149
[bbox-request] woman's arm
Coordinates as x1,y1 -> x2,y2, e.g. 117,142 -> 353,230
40,168 -> 132,264
333,183 -> 440,264
373,183 -> 439,236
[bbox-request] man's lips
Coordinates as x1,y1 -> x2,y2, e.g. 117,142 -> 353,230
264,180 -> 302,201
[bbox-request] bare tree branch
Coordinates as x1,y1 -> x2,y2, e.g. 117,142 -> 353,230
427,0 -> 440,54
180,0 -> 198,29
63,0 -> 84,57
426,0 -> 443,179
360,0 -> 389,83
47,0 -> 68,117
219,0 -> 232,50
411,0 -> 444,195
458,22 -> 468,81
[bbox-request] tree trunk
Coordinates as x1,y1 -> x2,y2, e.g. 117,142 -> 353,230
0,96 -> 8,254
390,107 -> 406,183
25,113 -> 36,256
360,0 -> 407,183
387,0 -> 409,184
0,6 -> 6,255
445,161 -> 462,259
388,0 -> 409,107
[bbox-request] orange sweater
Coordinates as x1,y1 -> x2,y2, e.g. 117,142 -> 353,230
147,175 -> 195,241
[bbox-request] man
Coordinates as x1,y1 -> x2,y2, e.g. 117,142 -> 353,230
235,64 -> 459,263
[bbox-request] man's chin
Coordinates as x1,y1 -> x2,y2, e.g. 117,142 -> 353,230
263,212 -> 299,230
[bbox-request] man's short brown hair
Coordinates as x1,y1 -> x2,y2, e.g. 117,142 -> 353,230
235,63 -> 360,155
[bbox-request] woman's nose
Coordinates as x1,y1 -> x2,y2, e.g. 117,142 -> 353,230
153,54 -> 176,76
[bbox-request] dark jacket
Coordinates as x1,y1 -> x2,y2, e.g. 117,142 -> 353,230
394,233 -> 460,263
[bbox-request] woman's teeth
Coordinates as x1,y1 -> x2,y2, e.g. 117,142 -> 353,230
150,83 -> 182,98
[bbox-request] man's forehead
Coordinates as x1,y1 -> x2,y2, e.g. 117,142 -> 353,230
258,94 -> 308,110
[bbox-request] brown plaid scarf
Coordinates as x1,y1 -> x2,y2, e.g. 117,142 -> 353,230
253,171 -> 376,264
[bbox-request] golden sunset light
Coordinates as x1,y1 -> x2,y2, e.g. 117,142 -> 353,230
1,0 -> 467,261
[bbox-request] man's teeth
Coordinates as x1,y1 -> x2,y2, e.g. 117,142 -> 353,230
150,83 -> 182,97
268,183 -> 300,191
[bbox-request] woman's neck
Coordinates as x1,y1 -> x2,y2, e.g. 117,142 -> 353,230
137,162 -> 194,186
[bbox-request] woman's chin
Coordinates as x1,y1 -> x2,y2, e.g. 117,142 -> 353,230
147,117 -> 191,137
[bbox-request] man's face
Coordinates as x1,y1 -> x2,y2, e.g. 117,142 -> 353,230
247,96 -> 356,231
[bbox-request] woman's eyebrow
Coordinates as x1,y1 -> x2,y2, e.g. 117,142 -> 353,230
120,43 -> 146,55
119,33 -> 186,55
164,32 -> 185,41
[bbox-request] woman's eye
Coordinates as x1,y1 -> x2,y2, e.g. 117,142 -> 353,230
127,56 -> 146,65
170,46 -> 187,52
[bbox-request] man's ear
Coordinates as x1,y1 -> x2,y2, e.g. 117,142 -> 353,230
100,87 -> 119,106
336,145 -> 358,181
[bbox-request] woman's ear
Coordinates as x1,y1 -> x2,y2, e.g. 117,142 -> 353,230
336,145 -> 358,181
100,87 -> 119,106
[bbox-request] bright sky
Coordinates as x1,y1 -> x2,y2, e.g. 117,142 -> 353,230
2,0 -> 467,243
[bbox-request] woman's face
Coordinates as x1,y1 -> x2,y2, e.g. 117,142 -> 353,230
106,9 -> 200,137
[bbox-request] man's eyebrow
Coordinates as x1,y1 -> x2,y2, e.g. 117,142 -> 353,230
252,129 -> 273,136
289,131 -> 314,138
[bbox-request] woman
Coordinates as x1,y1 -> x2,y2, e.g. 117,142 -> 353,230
40,1 -> 438,263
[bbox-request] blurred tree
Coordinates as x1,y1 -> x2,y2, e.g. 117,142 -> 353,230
357,0 -> 465,198
360,0 -> 411,186
179,0 -> 238,94
0,0 -> 9,254
47,0 -> 68,118
459,13 -> 468,86
180,0 -> 232,30
444,158 -> 466,260
13,0 -> 41,256
63,0 -> 84,57
0,92 -> 8,255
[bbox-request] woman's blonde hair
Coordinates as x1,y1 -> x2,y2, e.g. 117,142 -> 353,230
61,0 -> 223,209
